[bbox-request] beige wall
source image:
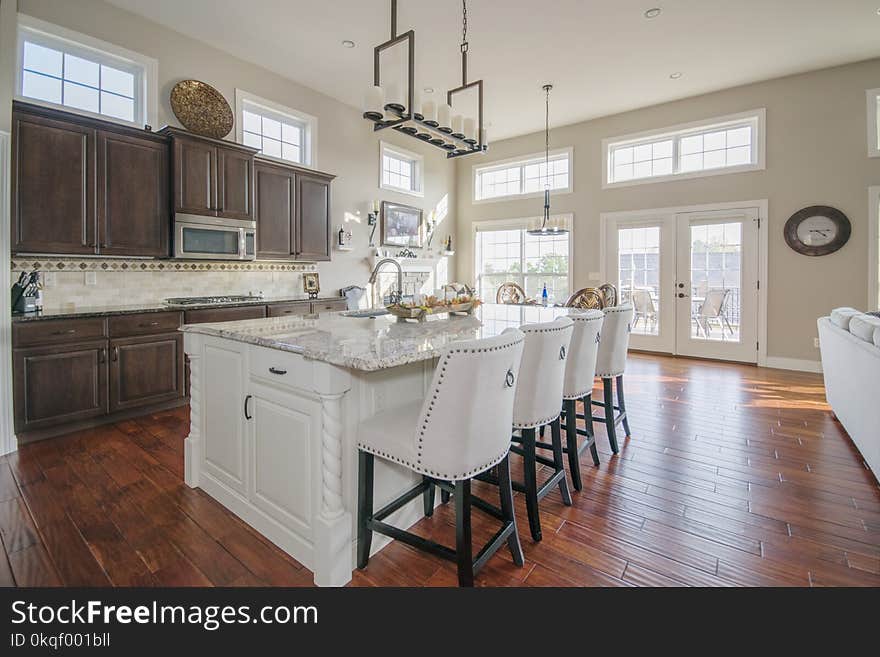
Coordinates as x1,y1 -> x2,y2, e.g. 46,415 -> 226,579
456,59 -> 880,363
12,0 -> 457,297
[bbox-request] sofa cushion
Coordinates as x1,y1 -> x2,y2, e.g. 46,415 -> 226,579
849,314 -> 880,343
830,307 -> 861,329
875,326 -> 880,348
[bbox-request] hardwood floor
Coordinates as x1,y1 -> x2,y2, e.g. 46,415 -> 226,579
1,354 -> 878,587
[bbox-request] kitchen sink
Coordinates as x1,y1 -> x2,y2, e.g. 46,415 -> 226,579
341,308 -> 390,318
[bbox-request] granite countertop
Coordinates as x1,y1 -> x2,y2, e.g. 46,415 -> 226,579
11,294 -> 342,322
181,304 -> 578,372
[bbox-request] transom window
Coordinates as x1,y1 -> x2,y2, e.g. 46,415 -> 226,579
474,149 -> 572,202
380,142 -> 423,196
16,18 -> 154,127
474,219 -> 571,304
604,110 -> 765,187
235,90 -> 317,167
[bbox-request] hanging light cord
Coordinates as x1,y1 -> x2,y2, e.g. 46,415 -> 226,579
462,0 -> 468,51
545,85 -> 550,192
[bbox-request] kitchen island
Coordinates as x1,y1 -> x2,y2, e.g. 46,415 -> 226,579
181,304 -> 572,586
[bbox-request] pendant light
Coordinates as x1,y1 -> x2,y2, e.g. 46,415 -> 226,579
527,84 -> 568,235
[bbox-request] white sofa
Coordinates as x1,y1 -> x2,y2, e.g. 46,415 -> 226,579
817,308 -> 880,478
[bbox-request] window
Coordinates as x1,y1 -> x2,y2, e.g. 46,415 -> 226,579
474,218 -> 571,304
380,142 -> 423,196
603,109 -> 765,187
16,15 -> 156,127
235,90 -> 317,167
474,148 -> 572,202
868,89 -> 880,158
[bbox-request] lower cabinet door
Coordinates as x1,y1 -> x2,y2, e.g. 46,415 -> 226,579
109,333 -> 184,413
13,340 -> 108,432
201,339 -> 249,497
246,379 -> 319,537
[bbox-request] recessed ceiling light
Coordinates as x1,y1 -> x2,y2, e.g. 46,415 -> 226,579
342,40 -> 356,48
423,87 -> 434,94
644,7 -> 662,19
669,71 -> 682,79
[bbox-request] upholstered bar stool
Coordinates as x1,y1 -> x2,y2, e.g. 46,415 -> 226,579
592,303 -> 634,454
558,309 -> 604,490
356,330 -> 525,587
481,316 -> 574,542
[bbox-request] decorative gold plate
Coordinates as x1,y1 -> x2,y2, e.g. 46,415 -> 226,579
170,80 -> 234,139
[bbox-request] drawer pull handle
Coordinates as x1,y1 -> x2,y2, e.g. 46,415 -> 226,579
52,329 -> 76,335
139,321 -> 160,327
244,395 -> 253,420
269,367 -> 287,376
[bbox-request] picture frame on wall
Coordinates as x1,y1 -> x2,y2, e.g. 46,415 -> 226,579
303,272 -> 320,299
381,201 -> 423,249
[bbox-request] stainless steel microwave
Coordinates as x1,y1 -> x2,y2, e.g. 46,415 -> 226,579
174,214 -> 256,260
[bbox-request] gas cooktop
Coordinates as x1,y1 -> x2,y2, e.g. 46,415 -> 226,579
164,295 -> 264,308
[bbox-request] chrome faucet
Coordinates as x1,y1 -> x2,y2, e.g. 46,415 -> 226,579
369,258 -> 404,305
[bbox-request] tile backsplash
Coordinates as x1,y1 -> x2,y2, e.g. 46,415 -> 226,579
11,258 -> 323,311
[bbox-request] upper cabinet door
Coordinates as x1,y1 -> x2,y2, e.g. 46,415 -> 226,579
12,112 -> 96,254
254,161 -> 295,259
218,146 -> 253,221
295,173 -> 331,261
97,131 -> 170,257
173,136 -> 217,216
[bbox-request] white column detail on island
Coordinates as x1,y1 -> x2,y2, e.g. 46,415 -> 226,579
312,361 -> 353,587
183,333 -> 202,488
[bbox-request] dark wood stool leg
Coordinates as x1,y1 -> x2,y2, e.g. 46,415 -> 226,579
422,476 -> 435,517
564,398 -> 582,490
455,479 -> 474,586
440,489 -> 451,504
617,374 -> 631,437
539,424 -> 546,439
521,428 -> 542,541
603,378 -> 619,454
357,450 -> 374,569
584,393 -> 600,466
497,454 -> 524,566
550,417 -> 572,506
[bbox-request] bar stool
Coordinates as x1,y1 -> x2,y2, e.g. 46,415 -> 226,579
482,316 -> 574,542
559,309 -> 604,490
356,330 -> 525,587
592,303 -> 634,454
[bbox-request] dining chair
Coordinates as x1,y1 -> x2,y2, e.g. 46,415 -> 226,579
565,287 -> 605,310
598,282 -> 618,308
356,330 -> 525,587
496,282 -> 527,305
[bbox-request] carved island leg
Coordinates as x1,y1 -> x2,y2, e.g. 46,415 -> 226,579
313,389 -> 353,587
183,339 -> 202,488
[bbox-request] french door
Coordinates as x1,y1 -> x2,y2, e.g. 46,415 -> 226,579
604,204 -> 761,363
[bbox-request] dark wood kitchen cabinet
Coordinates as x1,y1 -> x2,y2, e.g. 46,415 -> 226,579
253,157 -> 334,261
97,130 -> 169,256
110,333 -> 184,413
163,127 -> 257,222
11,102 -> 171,257
13,340 -> 108,433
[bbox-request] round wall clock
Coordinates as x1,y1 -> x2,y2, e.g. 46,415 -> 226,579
783,206 -> 851,256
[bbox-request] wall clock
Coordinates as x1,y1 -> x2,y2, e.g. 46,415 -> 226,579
783,206 -> 851,256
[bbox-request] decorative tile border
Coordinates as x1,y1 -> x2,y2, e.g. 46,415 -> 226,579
11,257 -> 318,273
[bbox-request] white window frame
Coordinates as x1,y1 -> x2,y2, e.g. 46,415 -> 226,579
870,186 -> 880,309
472,215 -> 574,300
472,147 -> 573,203
379,141 -> 424,197
234,89 -> 318,168
867,89 -> 880,158
15,14 -> 158,129
602,109 -> 766,189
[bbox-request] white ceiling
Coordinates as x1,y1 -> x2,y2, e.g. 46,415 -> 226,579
105,0 -> 880,140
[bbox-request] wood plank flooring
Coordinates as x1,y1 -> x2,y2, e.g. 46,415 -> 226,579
2,354 -> 878,587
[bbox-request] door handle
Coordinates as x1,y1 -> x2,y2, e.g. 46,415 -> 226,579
678,292 -> 689,298
244,394 -> 253,420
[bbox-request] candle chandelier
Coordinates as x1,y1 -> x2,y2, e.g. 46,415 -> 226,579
363,0 -> 487,158
527,84 -> 569,235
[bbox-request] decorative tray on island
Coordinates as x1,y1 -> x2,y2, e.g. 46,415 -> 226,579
386,295 -> 481,322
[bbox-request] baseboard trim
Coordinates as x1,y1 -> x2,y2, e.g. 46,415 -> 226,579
763,357 -> 823,373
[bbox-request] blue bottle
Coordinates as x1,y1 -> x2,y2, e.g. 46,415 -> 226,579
542,283 -> 549,306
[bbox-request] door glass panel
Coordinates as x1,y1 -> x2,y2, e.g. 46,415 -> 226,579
689,222 -> 741,342
617,226 -> 660,336
182,227 -> 240,255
